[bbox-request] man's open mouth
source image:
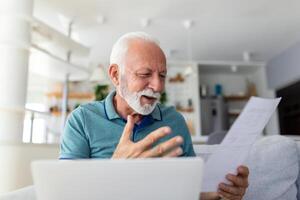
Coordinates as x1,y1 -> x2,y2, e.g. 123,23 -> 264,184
142,95 -> 157,102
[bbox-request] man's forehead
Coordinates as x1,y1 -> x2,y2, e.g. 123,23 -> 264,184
127,39 -> 164,55
124,39 -> 167,71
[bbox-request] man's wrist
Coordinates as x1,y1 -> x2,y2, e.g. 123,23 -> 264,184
200,192 -> 221,200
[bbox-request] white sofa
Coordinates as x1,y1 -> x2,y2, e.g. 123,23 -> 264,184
194,135 -> 300,200
1,135 -> 300,200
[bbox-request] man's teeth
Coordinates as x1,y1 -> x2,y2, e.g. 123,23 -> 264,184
143,95 -> 156,99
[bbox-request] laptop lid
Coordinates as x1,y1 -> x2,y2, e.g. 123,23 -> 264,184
31,158 -> 203,200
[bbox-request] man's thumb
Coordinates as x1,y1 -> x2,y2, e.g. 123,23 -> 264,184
120,115 -> 134,141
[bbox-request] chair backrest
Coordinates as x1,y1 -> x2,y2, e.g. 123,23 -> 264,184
206,130 -> 227,145
194,135 -> 300,200
0,142 -> 59,194
243,135 -> 299,200
296,142 -> 300,200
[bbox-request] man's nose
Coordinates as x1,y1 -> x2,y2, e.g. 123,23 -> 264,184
148,74 -> 164,92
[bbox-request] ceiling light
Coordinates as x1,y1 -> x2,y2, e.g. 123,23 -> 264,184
140,18 -> 151,27
243,51 -> 252,62
231,65 -> 238,72
183,20 -> 194,30
96,16 -> 106,24
183,20 -> 194,63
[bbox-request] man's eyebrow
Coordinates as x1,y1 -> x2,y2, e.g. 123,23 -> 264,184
135,68 -> 166,74
136,68 -> 152,73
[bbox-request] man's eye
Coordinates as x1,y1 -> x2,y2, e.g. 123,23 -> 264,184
138,73 -> 151,78
160,74 -> 166,78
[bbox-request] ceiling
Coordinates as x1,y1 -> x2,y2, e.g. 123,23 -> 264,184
33,0 -> 300,66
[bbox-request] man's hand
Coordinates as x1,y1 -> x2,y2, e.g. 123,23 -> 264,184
112,115 -> 183,159
200,166 -> 249,200
217,165 -> 249,200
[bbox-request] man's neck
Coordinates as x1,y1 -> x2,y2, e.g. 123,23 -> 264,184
113,93 -> 143,124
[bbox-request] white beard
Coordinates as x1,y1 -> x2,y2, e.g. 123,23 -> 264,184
119,77 -> 161,115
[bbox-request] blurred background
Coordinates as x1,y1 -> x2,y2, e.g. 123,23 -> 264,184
1,0 -> 300,193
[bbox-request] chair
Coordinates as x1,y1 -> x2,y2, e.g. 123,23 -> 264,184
206,130 -> 227,145
195,135 -> 300,200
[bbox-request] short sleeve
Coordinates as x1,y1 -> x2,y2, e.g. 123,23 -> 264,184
59,107 -> 90,159
176,113 -> 196,157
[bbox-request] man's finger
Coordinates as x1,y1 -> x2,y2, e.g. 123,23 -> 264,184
237,165 -> 249,178
218,183 -> 243,196
226,173 -> 249,188
137,126 -> 172,150
140,136 -> 183,158
120,115 -> 135,142
163,147 -> 183,157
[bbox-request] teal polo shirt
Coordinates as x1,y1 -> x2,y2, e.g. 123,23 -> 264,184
60,91 -> 195,159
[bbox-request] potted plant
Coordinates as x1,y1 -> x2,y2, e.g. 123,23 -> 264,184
94,84 -> 109,101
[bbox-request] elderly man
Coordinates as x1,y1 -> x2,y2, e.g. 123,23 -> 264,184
60,32 -> 249,200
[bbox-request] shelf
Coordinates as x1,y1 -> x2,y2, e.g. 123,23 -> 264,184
224,95 -> 250,101
192,136 -> 208,144
25,108 -> 51,116
46,92 -> 94,99
31,17 -> 90,57
176,108 -> 194,113
50,111 -> 64,117
50,111 -> 71,117
29,17 -> 92,81
30,44 -> 91,81
228,112 -> 240,117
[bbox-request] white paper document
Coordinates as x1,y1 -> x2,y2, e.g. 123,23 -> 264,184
202,97 -> 281,192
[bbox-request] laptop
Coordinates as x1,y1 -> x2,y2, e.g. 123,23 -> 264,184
31,158 -> 203,200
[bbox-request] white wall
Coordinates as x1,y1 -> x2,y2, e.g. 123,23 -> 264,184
266,41 -> 300,90
251,67 -> 280,135
166,63 -> 201,138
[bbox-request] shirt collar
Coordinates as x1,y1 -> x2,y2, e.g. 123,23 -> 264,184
104,90 -> 162,121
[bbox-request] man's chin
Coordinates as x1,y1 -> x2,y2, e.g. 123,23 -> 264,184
141,101 -> 158,109
133,104 -> 157,115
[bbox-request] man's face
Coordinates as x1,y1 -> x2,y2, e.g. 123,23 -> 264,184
118,40 -> 167,115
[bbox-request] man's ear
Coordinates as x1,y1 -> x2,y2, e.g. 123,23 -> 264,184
108,64 -> 120,86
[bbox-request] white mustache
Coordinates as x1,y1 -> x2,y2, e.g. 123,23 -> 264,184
139,89 -> 161,99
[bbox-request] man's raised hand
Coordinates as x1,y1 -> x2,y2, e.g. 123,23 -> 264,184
112,115 -> 183,159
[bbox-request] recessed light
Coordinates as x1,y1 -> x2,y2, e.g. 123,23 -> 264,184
231,65 -> 238,72
140,18 -> 151,27
183,20 -> 194,29
243,51 -> 252,62
96,16 -> 106,24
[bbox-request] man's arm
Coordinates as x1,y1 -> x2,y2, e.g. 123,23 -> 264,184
60,107 -> 90,159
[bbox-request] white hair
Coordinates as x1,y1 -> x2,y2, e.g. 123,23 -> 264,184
109,32 -> 160,73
